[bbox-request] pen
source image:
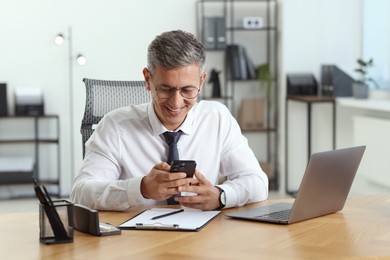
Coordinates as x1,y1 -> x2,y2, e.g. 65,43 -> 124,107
151,209 -> 184,220
42,185 -> 54,206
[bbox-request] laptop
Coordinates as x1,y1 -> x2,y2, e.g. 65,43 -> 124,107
226,145 -> 366,224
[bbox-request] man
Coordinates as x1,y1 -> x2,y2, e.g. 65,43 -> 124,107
70,30 -> 268,211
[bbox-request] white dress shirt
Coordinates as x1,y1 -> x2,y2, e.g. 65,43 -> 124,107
70,100 -> 268,210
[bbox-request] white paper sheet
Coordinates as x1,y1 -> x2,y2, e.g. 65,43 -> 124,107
118,208 -> 220,231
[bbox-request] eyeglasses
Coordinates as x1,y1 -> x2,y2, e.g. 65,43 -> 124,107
150,74 -> 200,99
155,85 -> 200,99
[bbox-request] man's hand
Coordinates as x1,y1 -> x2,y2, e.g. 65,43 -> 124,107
140,162 -> 194,201
175,171 -> 221,211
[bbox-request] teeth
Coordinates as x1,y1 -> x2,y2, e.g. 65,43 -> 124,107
168,107 -> 182,112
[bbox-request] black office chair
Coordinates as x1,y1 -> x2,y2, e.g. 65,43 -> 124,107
81,78 -> 151,158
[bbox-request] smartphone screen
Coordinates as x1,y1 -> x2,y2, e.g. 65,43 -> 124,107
170,160 -> 196,178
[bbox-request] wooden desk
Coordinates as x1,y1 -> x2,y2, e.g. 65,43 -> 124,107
2,195 -> 390,259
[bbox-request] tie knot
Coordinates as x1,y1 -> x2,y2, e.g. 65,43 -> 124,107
163,131 -> 182,145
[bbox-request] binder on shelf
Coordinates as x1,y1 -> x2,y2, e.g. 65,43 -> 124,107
243,49 -> 257,80
238,45 -> 248,80
118,208 -> 220,231
0,83 -> 8,116
202,17 -> 216,49
238,98 -> 265,130
226,44 -> 256,80
226,44 -> 241,80
215,17 -> 226,49
202,17 -> 226,50
321,64 -> 354,97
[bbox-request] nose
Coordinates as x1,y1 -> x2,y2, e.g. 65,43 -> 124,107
169,89 -> 184,107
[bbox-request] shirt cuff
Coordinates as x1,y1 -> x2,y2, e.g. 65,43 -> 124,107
126,176 -> 155,207
216,184 -> 236,209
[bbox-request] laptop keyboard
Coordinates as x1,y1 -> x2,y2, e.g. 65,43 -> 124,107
256,209 -> 291,221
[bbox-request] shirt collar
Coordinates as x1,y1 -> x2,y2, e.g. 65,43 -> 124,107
147,101 -> 196,136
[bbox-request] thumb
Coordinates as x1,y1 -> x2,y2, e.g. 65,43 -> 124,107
194,170 -> 209,185
155,162 -> 171,171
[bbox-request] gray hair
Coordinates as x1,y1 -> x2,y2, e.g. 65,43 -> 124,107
147,30 -> 206,75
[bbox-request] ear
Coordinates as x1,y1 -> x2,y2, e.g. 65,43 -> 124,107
143,68 -> 152,91
199,71 -> 207,92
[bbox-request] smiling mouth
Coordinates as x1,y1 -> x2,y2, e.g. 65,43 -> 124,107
166,106 -> 185,113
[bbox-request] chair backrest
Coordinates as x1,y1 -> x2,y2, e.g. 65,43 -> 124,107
81,78 -> 151,158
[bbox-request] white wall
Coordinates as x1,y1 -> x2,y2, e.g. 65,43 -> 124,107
280,0 -> 362,192
362,0 -> 390,89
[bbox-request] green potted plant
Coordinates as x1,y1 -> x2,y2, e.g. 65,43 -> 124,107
257,63 -> 273,102
353,58 -> 377,99
257,64 -> 274,128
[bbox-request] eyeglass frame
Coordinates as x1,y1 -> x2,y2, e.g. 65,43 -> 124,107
148,70 -> 202,100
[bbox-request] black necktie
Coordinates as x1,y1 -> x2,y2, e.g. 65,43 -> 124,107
163,131 -> 182,205
163,131 -> 182,165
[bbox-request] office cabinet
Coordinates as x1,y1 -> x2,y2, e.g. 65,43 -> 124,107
196,0 -> 279,189
0,115 -> 60,196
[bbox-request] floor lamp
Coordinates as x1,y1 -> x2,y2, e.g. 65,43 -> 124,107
54,27 -> 87,190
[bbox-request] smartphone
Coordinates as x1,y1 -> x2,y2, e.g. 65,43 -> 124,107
170,160 -> 197,178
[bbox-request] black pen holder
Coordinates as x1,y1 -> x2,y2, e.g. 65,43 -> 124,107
39,200 -> 74,244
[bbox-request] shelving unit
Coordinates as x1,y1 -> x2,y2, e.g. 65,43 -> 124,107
0,115 -> 61,196
196,0 -> 279,190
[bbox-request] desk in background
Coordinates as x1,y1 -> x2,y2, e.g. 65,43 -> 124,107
1,195 -> 390,259
285,95 -> 336,195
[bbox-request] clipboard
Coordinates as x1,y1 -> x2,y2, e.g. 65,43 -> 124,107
118,208 -> 221,231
